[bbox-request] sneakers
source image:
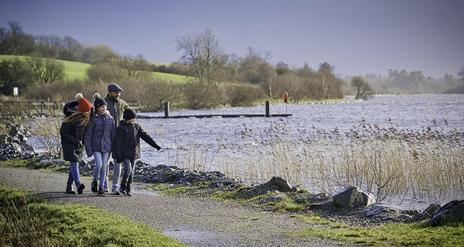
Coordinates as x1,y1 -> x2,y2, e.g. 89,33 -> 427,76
97,187 -> 105,197
126,191 -> 132,197
113,191 -> 121,196
91,181 -> 98,193
77,184 -> 85,194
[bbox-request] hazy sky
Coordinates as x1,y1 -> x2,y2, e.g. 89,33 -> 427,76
1,0 -> 463,78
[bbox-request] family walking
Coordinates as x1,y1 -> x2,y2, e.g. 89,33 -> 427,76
60,83 -> 161,196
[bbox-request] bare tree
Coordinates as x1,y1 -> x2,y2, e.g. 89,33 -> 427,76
176,29 -> 225,82
351,76 -> 373,100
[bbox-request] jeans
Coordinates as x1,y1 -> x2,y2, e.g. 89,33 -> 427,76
112,161 -> 121,192
67,161 -> 81,187
93,152 -> 110,189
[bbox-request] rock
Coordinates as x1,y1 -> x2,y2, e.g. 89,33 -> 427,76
415,204 -> 441,221
259,194 -> 285,204
267,176 -> 295,192
365,205 -> 399,217
430,200 -> 464,226
236,177 -> 296,199
333,186 -> 376,208
38,159 -> 53,166
364,204 -> 418,222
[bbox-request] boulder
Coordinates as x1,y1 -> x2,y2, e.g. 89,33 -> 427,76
415,204 -> 441,221
266,176 -> 295,192
430,200 -> 464,226
333,186 -> 376,208
236,176 -> 296,199
364,204 -> 419,222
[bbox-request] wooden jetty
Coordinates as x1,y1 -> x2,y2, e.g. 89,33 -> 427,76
137,101 -> 292,119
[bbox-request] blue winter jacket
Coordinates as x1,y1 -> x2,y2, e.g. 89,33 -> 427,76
84,112 -> 115,157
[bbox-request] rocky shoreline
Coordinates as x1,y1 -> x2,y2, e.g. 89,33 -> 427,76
1,123 -> 463,227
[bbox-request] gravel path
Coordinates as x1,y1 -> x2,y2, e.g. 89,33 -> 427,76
0,166 -> 346,247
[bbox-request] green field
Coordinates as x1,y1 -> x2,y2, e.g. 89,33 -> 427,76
0,55 -> 189,82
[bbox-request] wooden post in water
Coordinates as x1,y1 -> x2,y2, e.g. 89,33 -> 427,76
265,101 -> 270,117
164,102 -> 170,118
40,100 -> 44,117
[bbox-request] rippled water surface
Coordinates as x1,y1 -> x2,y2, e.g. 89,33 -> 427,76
139,94 -> 464,163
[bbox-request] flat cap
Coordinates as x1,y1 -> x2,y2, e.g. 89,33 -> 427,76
108,83 -> 123,92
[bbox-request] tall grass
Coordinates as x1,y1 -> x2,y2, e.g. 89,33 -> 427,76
171,121 -> 464,203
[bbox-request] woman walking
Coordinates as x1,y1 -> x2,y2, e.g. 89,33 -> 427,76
60,93 -> 93,194
84,93 -> 115,196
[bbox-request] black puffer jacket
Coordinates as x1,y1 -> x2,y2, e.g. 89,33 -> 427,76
112,120 -> 160,162
60,119 -> 87,162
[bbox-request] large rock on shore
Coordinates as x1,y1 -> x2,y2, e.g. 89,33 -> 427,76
430,200 -> 464,226
333,186 -> 376,208
236,176 -> 296,198
364,204 -> 419,222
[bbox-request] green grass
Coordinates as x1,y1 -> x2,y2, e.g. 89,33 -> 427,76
0,185 -> 185,247
0,55 -> 189,82
0,159 -> 30,168
150,71 -> 190,82
293,214 -> 464,247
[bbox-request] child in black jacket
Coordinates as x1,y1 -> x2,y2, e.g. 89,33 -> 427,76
112,109 -> 161,196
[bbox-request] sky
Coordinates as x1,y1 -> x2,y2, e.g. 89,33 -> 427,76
1,0 -> 463,78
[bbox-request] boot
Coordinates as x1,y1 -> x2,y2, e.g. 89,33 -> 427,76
120,180 -> 126,195
97,187 -> 105,197
65,185 -> 76,194
91,181 -> 98,193
126,184 -> 132,197
77,183 -> 85,194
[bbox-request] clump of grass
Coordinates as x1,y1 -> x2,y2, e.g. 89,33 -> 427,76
293,214 -> 464,247
0,185 -> 184,247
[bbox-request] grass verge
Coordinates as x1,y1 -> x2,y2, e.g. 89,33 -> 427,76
292,214 -> 464,247
0,185 -> 185,247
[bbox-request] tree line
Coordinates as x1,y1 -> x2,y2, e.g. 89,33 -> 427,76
1,22 -> 348,108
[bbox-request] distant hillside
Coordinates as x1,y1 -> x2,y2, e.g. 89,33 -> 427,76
0,55 -> 190,82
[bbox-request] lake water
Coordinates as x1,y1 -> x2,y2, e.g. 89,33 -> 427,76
139,94 -> 463,163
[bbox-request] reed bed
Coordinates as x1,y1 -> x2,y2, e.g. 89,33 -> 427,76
173,120 -> 464,203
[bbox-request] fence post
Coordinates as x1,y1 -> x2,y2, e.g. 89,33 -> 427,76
164,102 -> 170,118
265,101 -> 270,117
40,100 -> 44,117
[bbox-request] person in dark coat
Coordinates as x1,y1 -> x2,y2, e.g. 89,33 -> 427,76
60,95 -> 93,194
84,93 -> 115,196
112,109 -> 161,196
63,93 -> 83,117
104,82 -> 129,193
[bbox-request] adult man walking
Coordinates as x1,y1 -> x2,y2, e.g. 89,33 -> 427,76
105,83 -> 129,127
104,83 -> 129,194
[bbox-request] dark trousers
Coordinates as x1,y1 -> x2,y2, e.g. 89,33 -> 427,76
121,159 -> 136,191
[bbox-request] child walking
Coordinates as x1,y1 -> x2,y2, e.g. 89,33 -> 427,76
84,93 -> 115,196
112,109 -> 161,196
60,94 -> 92,194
